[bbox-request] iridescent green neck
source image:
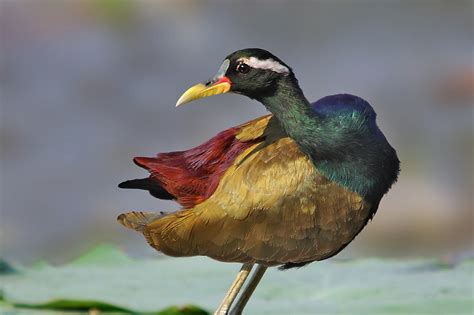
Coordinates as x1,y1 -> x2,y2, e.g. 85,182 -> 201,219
258,76 -> 399,200
258,76 -> 318,145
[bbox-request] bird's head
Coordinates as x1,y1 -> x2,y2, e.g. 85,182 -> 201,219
176,48 -> 294,106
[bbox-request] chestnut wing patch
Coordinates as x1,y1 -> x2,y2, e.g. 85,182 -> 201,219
133,117 -> 271,208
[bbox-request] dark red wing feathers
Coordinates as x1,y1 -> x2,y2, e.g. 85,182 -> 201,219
133,127 -> 259,208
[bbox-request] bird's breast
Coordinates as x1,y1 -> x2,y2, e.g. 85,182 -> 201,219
192,136 -> 373,265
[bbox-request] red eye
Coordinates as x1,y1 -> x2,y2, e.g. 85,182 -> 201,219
237,63 -> 251,74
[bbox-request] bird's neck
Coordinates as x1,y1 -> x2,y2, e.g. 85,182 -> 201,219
258,76 -> 318,145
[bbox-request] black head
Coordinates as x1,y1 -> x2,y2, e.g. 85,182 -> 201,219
222,48 -> 294,98
175,48 -> 296,107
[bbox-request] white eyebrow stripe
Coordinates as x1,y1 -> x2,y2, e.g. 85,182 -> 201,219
238,57 -> 290,75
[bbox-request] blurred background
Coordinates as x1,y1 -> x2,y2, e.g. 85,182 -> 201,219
0,0 -> 472,265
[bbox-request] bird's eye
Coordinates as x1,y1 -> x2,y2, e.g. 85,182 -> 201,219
237,63 -> 251,74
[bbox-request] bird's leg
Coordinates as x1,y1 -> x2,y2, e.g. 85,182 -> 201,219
214,263 -> 254,315
229,264 -> 267,315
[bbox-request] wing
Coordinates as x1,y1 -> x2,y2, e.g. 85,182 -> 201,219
119,115 -> 272,208
136,133 -> 372,266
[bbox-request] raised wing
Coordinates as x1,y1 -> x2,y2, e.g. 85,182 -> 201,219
119,115 -> 272,208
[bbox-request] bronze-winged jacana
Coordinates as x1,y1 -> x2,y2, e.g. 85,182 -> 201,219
118,48 -> 400,315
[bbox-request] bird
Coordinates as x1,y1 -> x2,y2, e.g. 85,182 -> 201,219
117,48 -> 400,315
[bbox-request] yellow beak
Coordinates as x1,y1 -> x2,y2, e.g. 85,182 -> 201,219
175,77 -> 232,107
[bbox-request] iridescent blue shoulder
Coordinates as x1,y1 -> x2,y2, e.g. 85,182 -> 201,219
311,94 -> 376,119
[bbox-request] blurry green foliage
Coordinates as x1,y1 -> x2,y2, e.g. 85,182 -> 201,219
69,243 -> 133,266
0,260 -> 17,275
0,245 -> 472,315
93,0 -> 137,27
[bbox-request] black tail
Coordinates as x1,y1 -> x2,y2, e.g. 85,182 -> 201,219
118,178 -> 175,200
